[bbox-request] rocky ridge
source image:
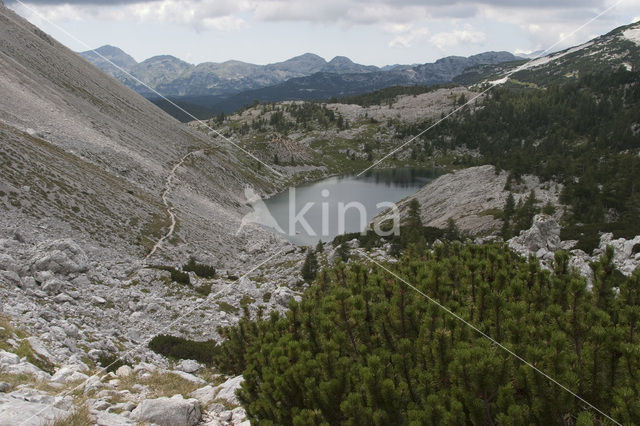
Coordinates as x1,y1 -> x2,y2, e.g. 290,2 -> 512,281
509,214 -> 640,282
383,165 -> 640,281
373,165 -> 563,237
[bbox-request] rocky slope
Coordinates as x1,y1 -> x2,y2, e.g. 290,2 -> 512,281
375,166 -> 640,281
192,86 -> 480,183
457,21 -> 640,86
0,2 -> 283,266
0,5 -> 312,424
373,165 -> 563,237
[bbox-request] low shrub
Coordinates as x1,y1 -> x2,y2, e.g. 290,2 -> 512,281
150,265 -> 191,285
183,257 -> 216,279
148,334 -> 217,365
97,353 -> 125,373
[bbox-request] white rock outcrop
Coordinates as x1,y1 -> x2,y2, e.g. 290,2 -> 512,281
29,239 -> 88,276
508,215 -> 640,280
211,375 -> 244,406
374,165 -> 563,237
176,359 -> 200,374
131,394 -> 201,426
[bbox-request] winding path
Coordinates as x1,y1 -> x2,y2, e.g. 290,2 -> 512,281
145,150 -> 202,261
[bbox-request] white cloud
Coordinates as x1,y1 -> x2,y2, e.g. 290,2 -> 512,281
389,26 -> 430,48
429,27 -> 486,50
11,0 -> 639,51
122,0 -> 248,30
13,3 -> 83,23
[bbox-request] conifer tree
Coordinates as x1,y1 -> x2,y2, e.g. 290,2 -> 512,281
301,248 -> 318,282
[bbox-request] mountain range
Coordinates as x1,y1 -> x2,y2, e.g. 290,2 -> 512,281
80,47 -> 379,98
80,46 -> 521,119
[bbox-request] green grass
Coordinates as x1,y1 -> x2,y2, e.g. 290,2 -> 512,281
479,208 -> 504,220
217,301 -> 239,314
240,295 -> 255,308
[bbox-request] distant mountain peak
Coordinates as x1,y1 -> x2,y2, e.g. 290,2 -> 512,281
142,54 -> 191,65
328,56 -> 354,65
294,52 -> 325,60
79,44 -> 137,74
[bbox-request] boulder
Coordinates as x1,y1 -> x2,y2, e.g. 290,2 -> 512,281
130,394 -> 201,426
41,278 -> 67,294
71,274 -> 91,286
170,370 -> 205,384
53,293 -> 74,304
0,350 -> 19,366
509,214 -> 561,254
26,337 -> 53,363
91,295 -> 107,304
273,287 -> 296,308
116,365 -> 133,377
133,362 -> 157,376
0,254 -> 18,272
190,385 -> 216,405
211,376 -> 244,405
51,367 -> 88,384
176,359 -> 200,374
29,239 -> 88,276
0,270 -> 21,287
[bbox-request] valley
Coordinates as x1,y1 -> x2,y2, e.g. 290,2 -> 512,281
0,0 -> 639,424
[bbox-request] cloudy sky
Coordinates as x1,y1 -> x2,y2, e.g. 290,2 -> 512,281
7,0 -> 640,66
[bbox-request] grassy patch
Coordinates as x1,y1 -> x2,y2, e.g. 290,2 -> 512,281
217,301 -> 239,314
479,208 -> 504,220
195,282 -> 212,297
97,353 -> 125,374
51,402 -> 91,426
139,213 -> 171,252
240,295 -> 255,308
118,369 -> 202,399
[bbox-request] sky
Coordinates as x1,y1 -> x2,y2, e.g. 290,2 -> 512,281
6,0 -> 640,67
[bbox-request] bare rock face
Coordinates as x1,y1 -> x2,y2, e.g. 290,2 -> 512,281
507,215 -> 640,281
374,165 -> 562,237
508,214 -> 563,255
0,389 -> 71,425
591,233 -> 640,276
131,395 -> 201,426
210,375 -> 244,406
176,359 -> 200,374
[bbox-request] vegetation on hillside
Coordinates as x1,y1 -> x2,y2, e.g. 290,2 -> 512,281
331,84 -> 451,107
207,243 -> 639,425
403,69 -> 640,250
